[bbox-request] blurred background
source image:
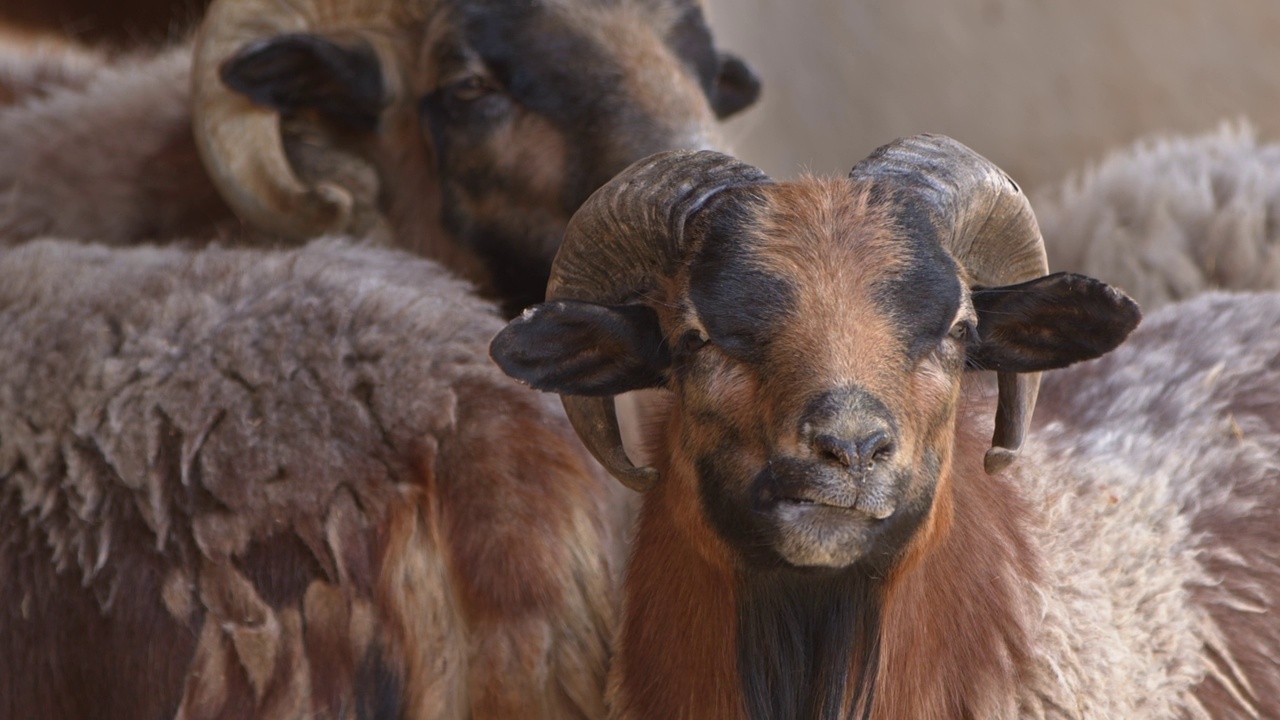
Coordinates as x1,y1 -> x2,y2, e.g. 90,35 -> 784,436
2,0 -> 1278,192
704,0 -> 1280,190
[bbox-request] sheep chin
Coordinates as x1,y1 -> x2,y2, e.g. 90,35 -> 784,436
768,503 -> 888,569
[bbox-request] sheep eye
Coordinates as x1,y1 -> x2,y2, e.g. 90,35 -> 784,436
447,75 -> 497,102
677,330 -> 710,356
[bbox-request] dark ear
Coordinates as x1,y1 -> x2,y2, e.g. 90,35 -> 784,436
968,272 -> 1141,373
490,300 -> 671,396
712,53 -> 761,119
220,33 -> 386,132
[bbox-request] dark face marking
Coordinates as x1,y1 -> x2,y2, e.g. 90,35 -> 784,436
696,445 -> 940,571
420,0 -> 740,313
737,567 -> 884,720
688,192 -> 795,365
221,33 -> 386,132
875,189 -> 964,360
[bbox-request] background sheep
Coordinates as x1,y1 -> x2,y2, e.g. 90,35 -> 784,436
0,26 -> 112,103
0,0 -> 760,312
0,238 -> 625,719
492,137 -> 1279,718
0,0 -> 205,45
1032,121 -> 1280,311
0,44 -> 231,242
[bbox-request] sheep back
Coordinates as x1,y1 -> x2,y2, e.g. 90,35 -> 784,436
1025,290 -> 1280,718
1034,122 -> 1280,311
0,238 -> 619,719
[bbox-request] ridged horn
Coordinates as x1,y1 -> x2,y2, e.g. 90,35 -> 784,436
849,134 -> 1049,474
191,0 -> 408,239
549,150 -> 771,491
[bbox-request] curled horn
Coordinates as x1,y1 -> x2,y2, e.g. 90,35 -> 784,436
548,150 -> 771,491
191,0 -> 407,239
849,134 -> 1049,474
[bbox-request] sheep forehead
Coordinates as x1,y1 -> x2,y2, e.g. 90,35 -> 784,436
694,179 -> 966,378
437,0 -> 714,131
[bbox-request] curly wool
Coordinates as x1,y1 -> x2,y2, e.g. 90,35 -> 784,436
1034,121 -> 1280,311
0,238 -> 620,720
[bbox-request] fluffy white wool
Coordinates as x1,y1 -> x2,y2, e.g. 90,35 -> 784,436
1014,291 -> 1280,718
1035,121 -> 1280,311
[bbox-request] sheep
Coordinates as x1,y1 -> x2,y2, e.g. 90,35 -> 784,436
0,44 -> 236,243
0,0 -> 206,45
491,134 -> 1280,718
0,237 -> 627,720
0,26 -> 112,104
1033,121 -> 1280,311
0,0 -> 760,313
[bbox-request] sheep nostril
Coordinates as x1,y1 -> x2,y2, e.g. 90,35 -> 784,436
813,434 -> 855,467
812,431 -> 891,470
859,431 -> 893,465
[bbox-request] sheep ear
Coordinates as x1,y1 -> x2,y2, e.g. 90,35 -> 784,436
220,33 -> 385,132
712,53 -> 761,119
490,300 -> 671,396
968,272 -> 1141,373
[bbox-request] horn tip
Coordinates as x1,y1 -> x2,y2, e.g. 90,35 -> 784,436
287,182 -> 355,239
983,446 -> 1019,475
616,465 -> 660,493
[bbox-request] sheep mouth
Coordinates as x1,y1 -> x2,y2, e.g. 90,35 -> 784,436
762,468 -> 898,521
763,497 -> 892,568
774,494 -> 895,521
758,476 -> 905,568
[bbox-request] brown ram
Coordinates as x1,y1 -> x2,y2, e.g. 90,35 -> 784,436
493,136 -> 1280,718
0,238 -> 628,720
0,0 -> 759,312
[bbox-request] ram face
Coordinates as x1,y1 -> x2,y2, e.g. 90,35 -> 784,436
195,0 -> 759,312
493,136 -> 1141,573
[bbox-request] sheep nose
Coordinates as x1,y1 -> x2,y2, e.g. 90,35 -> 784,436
801,387 -> 897,471
812,430 -> 893,470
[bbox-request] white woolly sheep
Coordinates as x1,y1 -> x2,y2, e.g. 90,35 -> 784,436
492,135 -> 1280,718
0,238 -> 626,720
1034,121 -> 1280,311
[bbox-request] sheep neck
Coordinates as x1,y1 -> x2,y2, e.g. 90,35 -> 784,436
735,566 -> 884,719
612,470 -> 744,719
613,431 -> 884,719
872,401 -> 1039,717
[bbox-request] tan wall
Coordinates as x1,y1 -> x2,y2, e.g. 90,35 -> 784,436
705,0 -> 1280,191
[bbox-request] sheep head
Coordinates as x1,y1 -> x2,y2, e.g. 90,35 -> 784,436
191,0 -> 759,311
492,135 -> 1140,571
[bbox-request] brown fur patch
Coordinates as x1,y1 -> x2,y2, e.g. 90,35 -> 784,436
576,1 -> 720,151
875,393 -> 1038,718
609,422 -> 744,719
436,377 -> 616,719
375,489 -> 469,720
752,180 -> 913,389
